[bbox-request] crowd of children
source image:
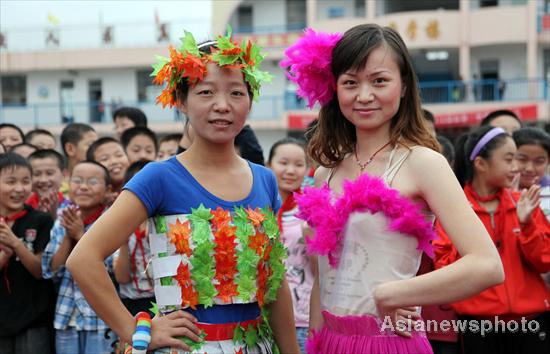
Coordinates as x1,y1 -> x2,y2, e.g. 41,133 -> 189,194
0,23 -> 548,354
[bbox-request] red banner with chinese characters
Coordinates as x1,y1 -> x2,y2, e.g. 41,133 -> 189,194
434,104 -> 538,128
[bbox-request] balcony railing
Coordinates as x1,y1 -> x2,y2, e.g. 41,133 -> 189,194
0,78 -> 547,127
419,78 -> 547,103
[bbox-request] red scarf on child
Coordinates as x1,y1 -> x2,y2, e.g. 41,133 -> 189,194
130,228 -> 153,293
82,205 -> 106,227
276,189 -> 302,235
1,208 -> 29,294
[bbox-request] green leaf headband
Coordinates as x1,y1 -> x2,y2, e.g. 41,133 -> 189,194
151,27 -> 272,108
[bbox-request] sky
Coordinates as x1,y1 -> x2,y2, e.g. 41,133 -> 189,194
0,0 -> 213,50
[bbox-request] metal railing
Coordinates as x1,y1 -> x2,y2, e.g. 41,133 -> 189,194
419,78 -> 548,104
0,78 -> 547,127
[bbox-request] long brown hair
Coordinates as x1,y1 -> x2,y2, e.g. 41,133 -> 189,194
308,24 -> 440,168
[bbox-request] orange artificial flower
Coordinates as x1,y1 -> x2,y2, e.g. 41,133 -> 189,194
216,279 -> 239,303
174,262 -> 199,310
246,208 -> 265,227
248,231 -> 268,256
168,218 -> 192,257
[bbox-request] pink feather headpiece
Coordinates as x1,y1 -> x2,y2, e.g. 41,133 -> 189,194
280,28 -> 343,109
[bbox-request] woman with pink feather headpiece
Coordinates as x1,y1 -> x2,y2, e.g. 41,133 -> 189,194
281,24 -> 504,354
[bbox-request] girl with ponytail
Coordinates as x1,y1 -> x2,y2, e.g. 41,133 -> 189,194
434,126 -> 550,353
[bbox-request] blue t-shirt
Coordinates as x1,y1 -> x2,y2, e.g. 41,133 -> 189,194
123,156 -> 282,323
124,156 -> 281,217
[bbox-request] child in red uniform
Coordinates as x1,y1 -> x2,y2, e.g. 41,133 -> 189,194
434,125 -> 550,353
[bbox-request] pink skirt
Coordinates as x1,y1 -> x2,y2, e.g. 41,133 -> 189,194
306,311 -> 433,354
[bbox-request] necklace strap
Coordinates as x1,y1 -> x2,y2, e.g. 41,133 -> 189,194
354,141 -> 392,172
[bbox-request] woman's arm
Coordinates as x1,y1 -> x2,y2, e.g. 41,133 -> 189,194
374,150 -> 504,313
308,256 -> 323,333
267,278 -> 300,353
66,191 -> 200,349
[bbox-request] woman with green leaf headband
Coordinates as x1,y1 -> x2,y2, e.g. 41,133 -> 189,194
66,30 -> 299,354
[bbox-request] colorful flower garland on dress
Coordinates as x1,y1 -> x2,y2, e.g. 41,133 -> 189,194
296,173 -> 436,268
151,27 -> 272,108
149,205 -> 286,352
280,28 -> 343,108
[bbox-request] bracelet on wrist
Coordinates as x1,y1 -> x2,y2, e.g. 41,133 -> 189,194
132,311 -> 152,354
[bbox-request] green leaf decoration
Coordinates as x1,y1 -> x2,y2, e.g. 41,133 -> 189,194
233,324 -> 245,344
245,324 -> 258,348
236,274 -> 257,301
189,240 -> 217,307
154,215 -> 167,234
188,205 -> 213,244
179,31 -> 200,57
149,302 -> 159,316
237,248 -> 260,272
191,204 -> 213,221
212,52 -> 240,66
265,242 -> 287,303
233,206 -> 248,221
226,25 -> 233,38
261,207 -> 279,239
180,331 -> 206,351
151,55 -> 169,77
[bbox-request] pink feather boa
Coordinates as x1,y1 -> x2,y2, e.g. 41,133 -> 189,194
296,173 -> 436,268
280,28 -> 342,108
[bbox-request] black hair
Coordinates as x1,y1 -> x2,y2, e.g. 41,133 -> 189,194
304,119 -> 318,144
25,128 -> 55,144
0,123 -> 25,142
73,160 -> 111,186
422,109 -> 435,124
480,109 -> 522,127
120,126 -> 158,153
113,106 -> 148,127
11,143 -> 38,156
159,133 -> 183,145
512,127 -> 550,157
0,152 -> 32,176
124,159 -> 152,183
234,125 -> 264,165
268,137 -> 306,164
28,149 -> 65,171
454,125 -> 511,187
60,123 -> 96,156
436,135 -> 455,167
86,137 -> 122,161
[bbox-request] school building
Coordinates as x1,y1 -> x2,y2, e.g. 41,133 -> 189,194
1,0 -> 549,149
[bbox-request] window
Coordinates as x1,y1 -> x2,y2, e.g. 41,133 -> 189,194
136,69 -> 158,103
1,75 -> 26,105
354,0 -> 366,17
480,0 -> 498,7
286,0 -> 306,31
237,6 -> 253,32
328,7 -> 345,18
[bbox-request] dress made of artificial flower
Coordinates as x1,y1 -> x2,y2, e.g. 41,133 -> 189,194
151,27 -> 273,108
